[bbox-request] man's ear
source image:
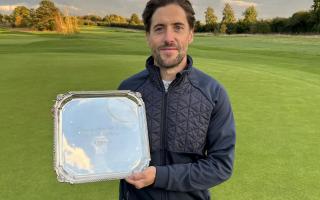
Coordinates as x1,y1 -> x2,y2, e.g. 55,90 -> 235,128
145,32 -> 151,47
188,29 -> 194,44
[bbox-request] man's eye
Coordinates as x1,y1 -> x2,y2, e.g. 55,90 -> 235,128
154,27 -> 163,32
175,26 -> 183,31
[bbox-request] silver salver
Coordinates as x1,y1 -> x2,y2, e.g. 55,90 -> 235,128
53,91 -> 150,184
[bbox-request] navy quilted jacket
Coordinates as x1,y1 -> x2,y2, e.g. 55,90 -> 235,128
118,55 -> 236,200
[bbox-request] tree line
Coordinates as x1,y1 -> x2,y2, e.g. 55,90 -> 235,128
197,0 -> 320,34
82,1 -> 320,34
0,0 -> 144,32
78,13 -> 144,30
0,0 -> 79,34
1,0 -> 319,34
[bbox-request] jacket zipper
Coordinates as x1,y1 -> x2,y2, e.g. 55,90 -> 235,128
158,72 -> 180,200
161,92 -> 168,165
157,73 -> 169,200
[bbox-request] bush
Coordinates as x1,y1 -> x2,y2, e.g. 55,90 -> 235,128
255,20 -> 271,34
287,11 -> 313,33
235,20 -> 250,33
194,21 -> 206,32
312,23 -> 320,32
220,23 -> 227,34
55,13 -> 79,34
271,17 -> 289,33
107,23 -> 144,30
203,23 -> 216,32
226,23 -> 237,34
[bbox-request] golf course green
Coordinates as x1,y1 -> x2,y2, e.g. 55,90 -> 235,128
0,26 -> 319,200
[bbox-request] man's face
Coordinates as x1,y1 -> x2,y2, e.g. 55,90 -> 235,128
146,4 -> 194,69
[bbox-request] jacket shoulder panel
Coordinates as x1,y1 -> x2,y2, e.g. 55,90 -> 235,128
188,67 -> 224,106
118,69 -> 149,91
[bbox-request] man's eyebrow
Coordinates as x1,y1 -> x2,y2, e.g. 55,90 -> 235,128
173,22 -> 185,26
153,22 -> 185,28
152,24 -> 165,29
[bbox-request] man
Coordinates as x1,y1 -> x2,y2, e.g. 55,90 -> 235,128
118,0 -> 236,199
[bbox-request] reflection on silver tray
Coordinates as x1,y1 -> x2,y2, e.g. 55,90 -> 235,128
53,91 -> 150,184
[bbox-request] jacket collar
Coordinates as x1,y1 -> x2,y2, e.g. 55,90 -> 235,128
145,55 -> 193,91
145,55 -> 193,77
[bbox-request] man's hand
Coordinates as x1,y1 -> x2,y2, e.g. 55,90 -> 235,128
125,166 -> 156,189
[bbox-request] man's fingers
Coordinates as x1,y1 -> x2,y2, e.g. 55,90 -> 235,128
125,178 -> 145,189
127,172 -> 145,181
132,172 -> 145,180
125,177 -> 136,185
133,181 -> 145,189
125,167 -> 156,189
125,173 -> 144,184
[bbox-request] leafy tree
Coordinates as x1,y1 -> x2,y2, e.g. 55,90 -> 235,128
103,14 -> 127,24
219,23 -> 227,33
312,23 -> 320,32
205,7 -> 217,32
311,0 -> 320,32
241,5 -> 258,33
3,14 -> 13,25
194,20 -> 205,32
221,3 -> 236,24
205,7 -> 217,25
35,0 -> 59,31
88,15 -> 102,22
129,13 -> 142,25
312,0 -> 320,11
220,3 -> 236,34
79,15 -> 102,25
287,11 -> 313,33
235,19 -> 250,33
12,6 -> 32,27
54,12 -> 79,34
243,5 -> 258,24
270,17 -> 289,33
0,14 -> 6,25
29,8 -> 36,26
255,20 -> 271,33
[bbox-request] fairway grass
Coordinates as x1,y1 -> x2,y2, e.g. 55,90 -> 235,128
0,26 -> 319,200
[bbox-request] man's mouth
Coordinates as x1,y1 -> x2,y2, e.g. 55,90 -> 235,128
159,47 -> 178,53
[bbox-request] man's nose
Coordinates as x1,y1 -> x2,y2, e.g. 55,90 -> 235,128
164,29 -> 175,44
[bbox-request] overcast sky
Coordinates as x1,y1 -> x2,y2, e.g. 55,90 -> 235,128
0,0 -> 314,22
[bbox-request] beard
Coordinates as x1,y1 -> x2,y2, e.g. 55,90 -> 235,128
152,43 -> 185,69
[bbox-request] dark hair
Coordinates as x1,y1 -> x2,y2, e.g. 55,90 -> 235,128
142,0 -> 195,32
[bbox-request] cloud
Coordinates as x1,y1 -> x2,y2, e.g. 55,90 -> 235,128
63,135 -> 93,172
0,3 -> 80,14
0,5 -> 20,12
0,3 -> 38,13
56,3 -> 81,12
223,0 -> 258,8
